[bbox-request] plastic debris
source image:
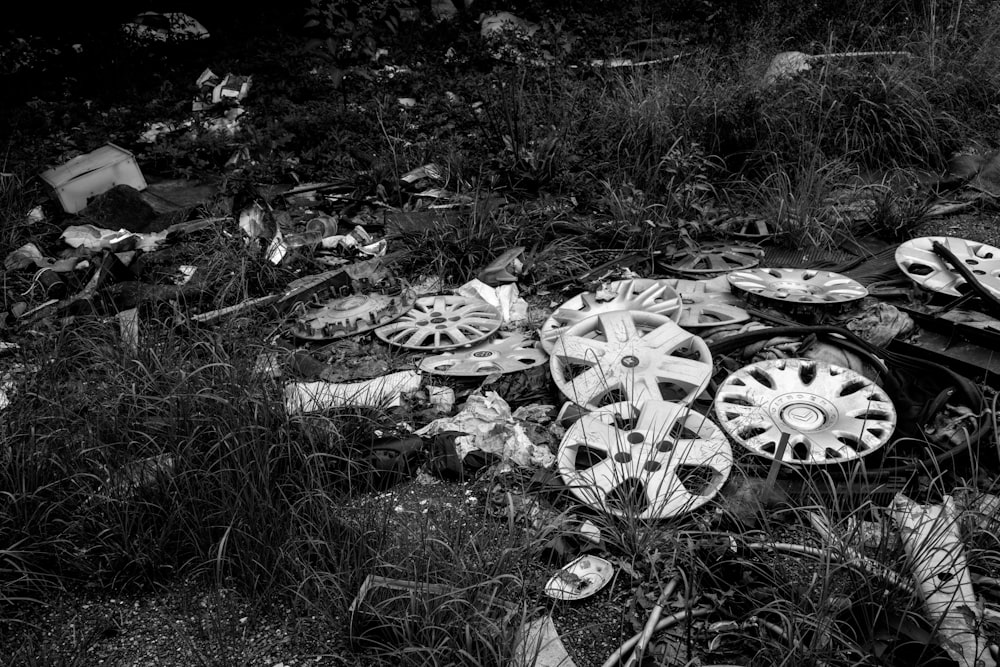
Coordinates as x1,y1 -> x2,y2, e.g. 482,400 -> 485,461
512,615 -> 578,667
26,206 -> 45,223
455,279 -> 528,325
60,224 -> 172,254
417,391 -> 556,468
762,50 -> 911,86
239,202 -> 270,240
284,370 -> 422,413
4,243 -> 45,271
478,246 -> 525,285
425,386 -> 456,413
39,143 -> 147,214
61,225 -> 140,252
138,119 -> 193,143
544,555 -> 614,601
193,68 -> 252,112
889,494 -> 996,667
839,300 -> 915,347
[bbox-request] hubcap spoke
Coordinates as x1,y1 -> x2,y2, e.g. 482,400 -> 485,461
567,367 -> 616,405
553,333 -> 607,363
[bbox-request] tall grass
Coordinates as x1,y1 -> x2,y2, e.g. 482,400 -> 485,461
0,302 -> 383,606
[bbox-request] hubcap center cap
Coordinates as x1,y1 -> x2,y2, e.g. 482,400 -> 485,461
335,295 -> 368,310
780,402 -> 827,430
621,355 -> 640,368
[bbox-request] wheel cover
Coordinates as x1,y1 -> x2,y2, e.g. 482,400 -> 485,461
558,400 -> 732,519
419,330 -> 547,376
729,217 -> 772,240
895,236 -> 1000,298
727,268 -> 868,304
714,358 -> 896,464
374,295 -> 502,350
292,290 -> 415,340
549,310 -> 712,410
539,279 -> 682,352
661,242 -> 763,275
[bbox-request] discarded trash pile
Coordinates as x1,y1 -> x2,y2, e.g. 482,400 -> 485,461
6,134 -> 1000,667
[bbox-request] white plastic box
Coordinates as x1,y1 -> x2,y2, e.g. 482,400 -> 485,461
39,143 -> 147,214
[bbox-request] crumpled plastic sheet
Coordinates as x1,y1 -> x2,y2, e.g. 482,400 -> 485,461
61,224 -> 167,253
840,299 -> 914,348
455,279 -> 528,325
416,391 -> 555,468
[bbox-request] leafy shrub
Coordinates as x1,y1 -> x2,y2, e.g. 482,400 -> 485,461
304,0 -> 417,65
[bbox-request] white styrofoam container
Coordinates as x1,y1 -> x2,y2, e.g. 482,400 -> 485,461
39,143 -> 147,214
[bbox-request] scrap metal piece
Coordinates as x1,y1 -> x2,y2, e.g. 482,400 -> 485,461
728,268 -> 868,306
896,237 -> 1000,298
890,494 -> 997,667
714,358 -> 896,464
661,242 -> 763,275
292,288 -> 416,340
539,279 -> 683,352
419,330 -> 546,376
375,295 -> 502,350
557,400 -> 732,519
550,310 -> 712,410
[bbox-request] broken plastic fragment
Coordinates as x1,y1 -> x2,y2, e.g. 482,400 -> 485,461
890,494 -> 996,667
511,615 -> 578,667
61,225 -> 139,252
455,279 -> 527,324
544,555 -> 613,601
478,246 -> 526,286
425,385 -> 456,413
193,68 -> 252,111
4,243 -> 44,271
138,119 -> 193,143
39,143 -> 147,214
239,203 -> 269,240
